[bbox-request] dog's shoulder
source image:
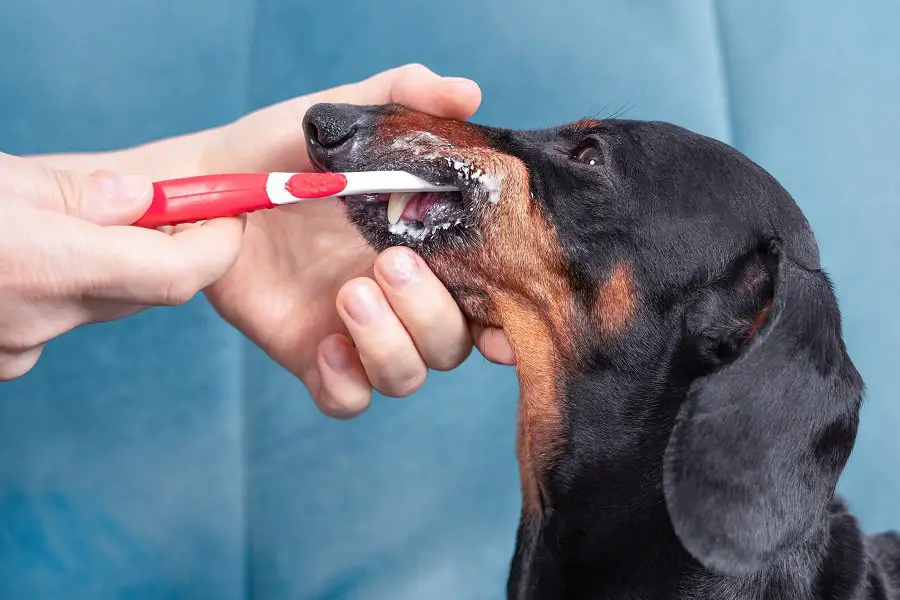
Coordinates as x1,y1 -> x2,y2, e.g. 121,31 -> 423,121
815,497 -> 900,599
686,499 -> 900,600
863,530 -> 900,598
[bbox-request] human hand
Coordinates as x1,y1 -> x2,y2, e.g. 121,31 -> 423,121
201,64 -> 515,417
0,153 -> 244,380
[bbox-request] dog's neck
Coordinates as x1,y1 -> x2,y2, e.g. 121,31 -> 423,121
542,345 -> 687,584
503,325 -> 684,597
506,338 -> 829,600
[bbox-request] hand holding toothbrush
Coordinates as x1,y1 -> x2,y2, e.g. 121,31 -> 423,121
0,153 -> 245,381
7,64 -> 514,415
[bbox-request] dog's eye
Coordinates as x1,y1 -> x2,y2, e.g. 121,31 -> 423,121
573,145 -> 603,166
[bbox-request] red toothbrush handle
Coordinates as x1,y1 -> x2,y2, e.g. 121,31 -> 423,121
133,173 -> 273,228
133,172 -> 350,228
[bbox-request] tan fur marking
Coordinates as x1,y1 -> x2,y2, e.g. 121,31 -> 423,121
596,262 -> 636,336
495,297 -> 567,522
428,152 -> 577,523
377,108 -> 490,148
373,109 -> 579,523
747,299 -> 772,340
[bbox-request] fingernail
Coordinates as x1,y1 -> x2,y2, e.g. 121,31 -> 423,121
322,342 -> 350,373
94,171 -> 151,205
382,249 -> 420,289
345,284 -> 383,326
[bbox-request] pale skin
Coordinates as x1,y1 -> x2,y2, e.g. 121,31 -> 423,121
1,64 -> 514,417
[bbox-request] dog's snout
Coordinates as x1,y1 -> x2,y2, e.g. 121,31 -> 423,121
304,103 -> 365,150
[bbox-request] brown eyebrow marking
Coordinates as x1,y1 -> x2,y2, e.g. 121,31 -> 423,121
595,262 -> 636,337
570,118 -> 602,133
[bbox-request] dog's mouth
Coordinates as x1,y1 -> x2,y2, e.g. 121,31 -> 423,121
321,153 -> 503,250
347,188 -> 467,239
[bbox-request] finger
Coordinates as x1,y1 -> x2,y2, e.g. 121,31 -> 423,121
315,63 -> 482,121
471,324 -> 516,366
313,334 -> 373,419
385,65 -> 483,121
373,247 -> 472,371
336,278 -> 428,398
77,300 -> 149,324
81,217 -> 245,305
170,214 -> 243,235
0,346 -> 43,381
212,64 -> 482,173
0,154 -> 152,225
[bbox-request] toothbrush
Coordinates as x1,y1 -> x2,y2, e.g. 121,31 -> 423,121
132,171 -> 457,228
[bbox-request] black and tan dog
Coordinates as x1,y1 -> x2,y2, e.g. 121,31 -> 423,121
302,103 -> 899,599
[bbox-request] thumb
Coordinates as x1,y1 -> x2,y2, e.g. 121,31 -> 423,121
0,153 -> 152,225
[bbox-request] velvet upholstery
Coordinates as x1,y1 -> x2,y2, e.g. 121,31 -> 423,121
1,2 -> 898,597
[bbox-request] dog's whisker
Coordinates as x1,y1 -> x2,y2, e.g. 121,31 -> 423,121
607,90 -> 645,121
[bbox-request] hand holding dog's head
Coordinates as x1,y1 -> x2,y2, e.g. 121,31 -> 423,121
303,104 -> 865,577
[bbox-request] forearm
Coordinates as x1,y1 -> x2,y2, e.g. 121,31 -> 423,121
31,127 -> 219,180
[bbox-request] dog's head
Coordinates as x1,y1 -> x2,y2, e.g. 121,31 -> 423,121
303,103 -> 864,577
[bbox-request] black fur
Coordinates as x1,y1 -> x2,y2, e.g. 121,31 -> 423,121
302,103 -> 895,600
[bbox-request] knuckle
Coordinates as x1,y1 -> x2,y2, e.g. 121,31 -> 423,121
393,371 -> 428,398
428,346 -> 472,372
46,166 -> 85,216
1,327 -> 46,354
374,360 -> 427,398
153,263 -> 198,306
399,313 -> 472,372
161,279 -> 197,306
357,338 -> 428,397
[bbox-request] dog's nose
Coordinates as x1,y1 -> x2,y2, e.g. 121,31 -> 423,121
304,103 -> 365,150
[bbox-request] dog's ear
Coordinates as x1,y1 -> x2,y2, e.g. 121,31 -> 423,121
663,239 -> 864,577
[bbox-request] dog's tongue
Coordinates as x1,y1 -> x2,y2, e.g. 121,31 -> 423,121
387,192 -> 443,224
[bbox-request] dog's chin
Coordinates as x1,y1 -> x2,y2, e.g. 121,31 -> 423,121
321,153 -> 501,257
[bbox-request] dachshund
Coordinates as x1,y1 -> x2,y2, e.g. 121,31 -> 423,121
301,102 -> 900,600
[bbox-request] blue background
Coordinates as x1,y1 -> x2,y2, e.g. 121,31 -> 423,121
1,1 -> 898,598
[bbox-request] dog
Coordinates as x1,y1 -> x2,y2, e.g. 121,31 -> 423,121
301,102 -> 900,599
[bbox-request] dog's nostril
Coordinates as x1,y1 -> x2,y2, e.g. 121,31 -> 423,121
304,104 -> 359,149
318,122 -> 356,148
305,120 -> 321,146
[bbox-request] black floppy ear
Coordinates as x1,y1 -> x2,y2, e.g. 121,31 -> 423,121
663,239 -> 864,577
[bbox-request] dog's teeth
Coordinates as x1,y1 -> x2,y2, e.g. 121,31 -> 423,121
387,192 -> 414,225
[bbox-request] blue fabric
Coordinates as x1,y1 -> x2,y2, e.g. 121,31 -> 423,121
1,1 -> 897,598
